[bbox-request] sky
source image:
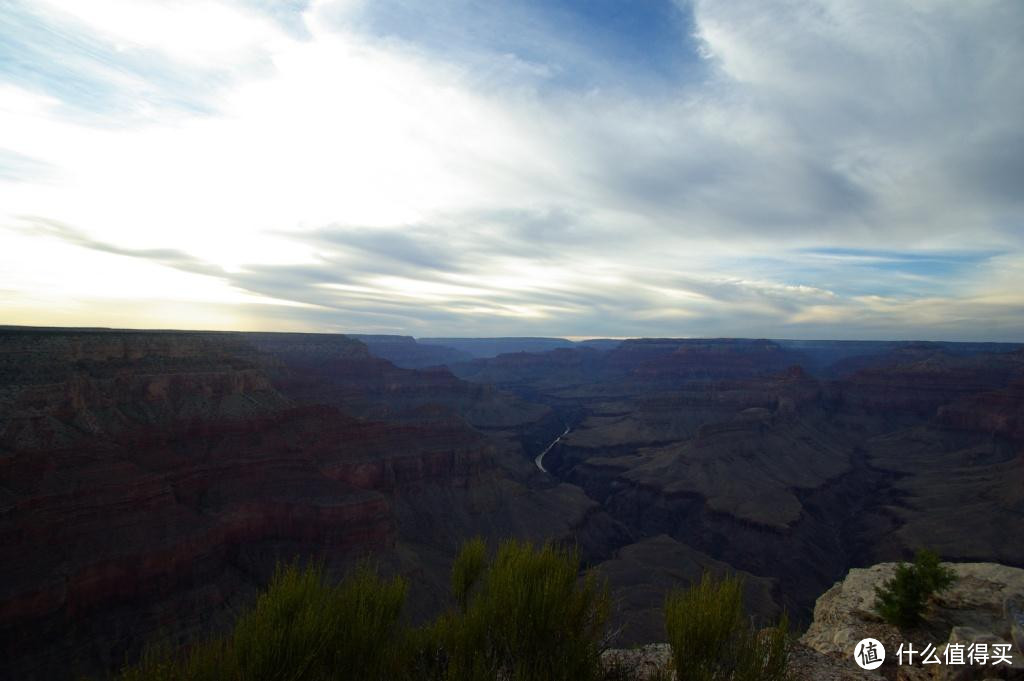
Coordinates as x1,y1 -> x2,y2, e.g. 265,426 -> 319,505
1,0 -> 1022,341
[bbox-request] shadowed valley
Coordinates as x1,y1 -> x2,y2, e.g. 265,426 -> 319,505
1,328 -> 1022,678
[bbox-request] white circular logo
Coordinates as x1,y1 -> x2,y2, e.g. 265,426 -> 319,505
854,638 -> 885,670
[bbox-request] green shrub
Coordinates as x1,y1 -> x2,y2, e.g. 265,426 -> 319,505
913,549 -> 957,594
874,549 -> 956,629
117,540 -> 612,681
229,562 -> 339,680
664,572 -> 789,681
434,538 -> 611,681
116,640 -> 182,681
118,552 -> 806,681
732,613 -> 789,681
328,564 -> 409,678
450,536 -> 487,613
117,562 -> 407,681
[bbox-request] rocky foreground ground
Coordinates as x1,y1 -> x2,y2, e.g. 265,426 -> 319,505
605,561 -> 1024,681
802,561 -> 1024,680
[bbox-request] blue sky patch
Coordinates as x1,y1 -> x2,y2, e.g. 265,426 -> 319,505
349,0 -> 704,91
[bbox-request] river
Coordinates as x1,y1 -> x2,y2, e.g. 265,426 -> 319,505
534,424 -> 571,473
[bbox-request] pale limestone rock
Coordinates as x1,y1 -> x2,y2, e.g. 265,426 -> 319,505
802,562 -> 1024,681
937,626 -> 1022,681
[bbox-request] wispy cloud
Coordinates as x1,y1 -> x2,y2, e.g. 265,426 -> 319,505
1,0 -> 1022,340
23,217 -> 226,277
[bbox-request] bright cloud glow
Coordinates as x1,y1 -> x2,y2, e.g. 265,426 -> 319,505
1,0 -> 1022,340
35,0 -> 287,62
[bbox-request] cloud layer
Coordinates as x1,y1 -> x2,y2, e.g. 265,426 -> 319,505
1,0 -> 1022,340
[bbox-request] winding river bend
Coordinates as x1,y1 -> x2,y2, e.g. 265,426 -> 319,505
534,424 -> 571,473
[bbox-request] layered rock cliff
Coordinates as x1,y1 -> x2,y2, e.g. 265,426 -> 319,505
0,330 -> 391,678
454,339 -> 1024,640
3,330 -> 1022,678
0,328 -> 623,680
349,334 -> 472,369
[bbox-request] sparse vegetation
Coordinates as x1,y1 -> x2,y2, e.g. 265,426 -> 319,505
430,538 -> 610,681
118,562 -> 407,681
873,548 -> 956,628
117,539 -> 614,681
450,535 -> 487,613
664,572 -> 790,681
118,540 -> 804,681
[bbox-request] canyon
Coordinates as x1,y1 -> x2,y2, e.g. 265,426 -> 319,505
1,327 -> 1022,679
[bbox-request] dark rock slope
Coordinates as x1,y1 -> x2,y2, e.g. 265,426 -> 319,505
455,339 -> 1024,640
0,328 -> 623,680
349,334 -> 472,369
3,330 -> 1022,674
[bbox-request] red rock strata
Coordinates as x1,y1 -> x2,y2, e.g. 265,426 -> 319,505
0,329 -> 494,679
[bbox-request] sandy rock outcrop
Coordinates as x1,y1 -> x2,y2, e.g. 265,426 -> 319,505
802,562 -> 1024,680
